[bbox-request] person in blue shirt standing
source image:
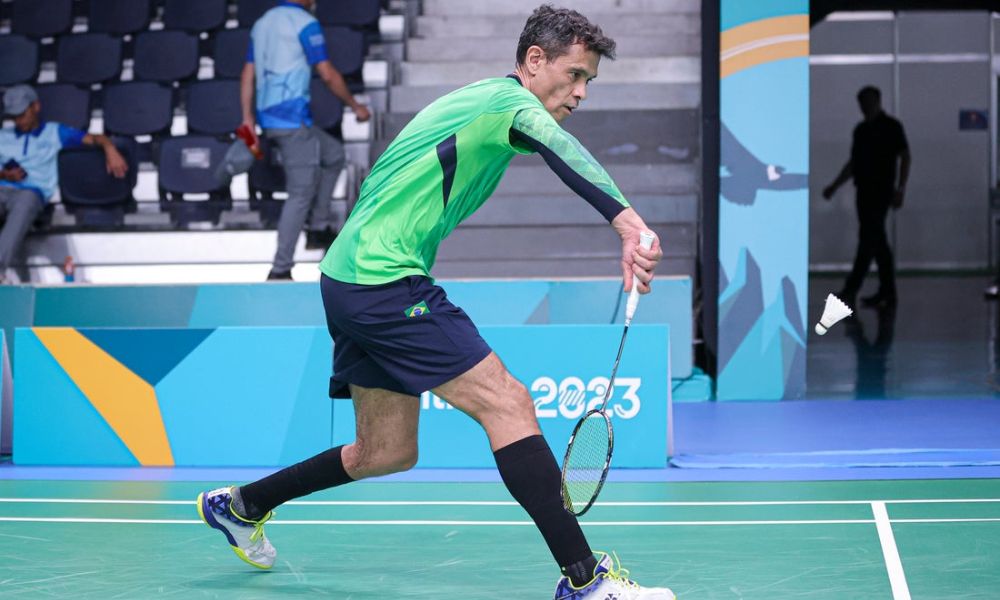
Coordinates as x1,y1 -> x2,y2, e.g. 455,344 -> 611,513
0,85 -> 128,284
242,0 -> 371,281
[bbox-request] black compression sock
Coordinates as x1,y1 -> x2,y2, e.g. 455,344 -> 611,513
238,445 -> 354,520
493,435 -> 594,574
562,554 -> 600,588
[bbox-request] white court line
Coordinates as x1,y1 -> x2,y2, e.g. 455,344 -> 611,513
0,517 -> 876,526
2,516 -> 1000,527
872,502 -> 912,600
1,497 -> 999,506
893,518 -> 1000,524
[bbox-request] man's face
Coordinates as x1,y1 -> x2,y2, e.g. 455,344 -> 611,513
297,0 -> 316,11
13,101 -> 40,132
526,43 -> 600,123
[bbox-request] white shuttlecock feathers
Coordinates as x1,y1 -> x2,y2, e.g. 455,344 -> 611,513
815,293 -> 853,335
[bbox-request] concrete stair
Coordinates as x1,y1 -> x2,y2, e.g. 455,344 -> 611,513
400,57 -> 699,85
421,0 -> 698,16
380,0 -> 701,279
406,35 -> 699,62
390,83 -> 700,112
414,13 -> 700,39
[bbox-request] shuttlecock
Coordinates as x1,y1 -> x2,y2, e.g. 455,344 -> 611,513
815,293 -> 853,335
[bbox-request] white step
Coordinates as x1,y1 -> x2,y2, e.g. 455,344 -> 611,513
401,57 -> 700,85
422,0 -> 699,16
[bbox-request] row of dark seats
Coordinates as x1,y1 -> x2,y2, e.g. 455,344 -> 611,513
35,78 -> 345,140
57,133 -> 296,229
0,26 -> 366,88
3,0 -> 381,38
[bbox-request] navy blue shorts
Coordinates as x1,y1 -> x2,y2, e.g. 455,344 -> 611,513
321,274 -> 493,398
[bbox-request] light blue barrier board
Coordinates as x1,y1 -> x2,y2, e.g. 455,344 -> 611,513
14,324 -> 670,468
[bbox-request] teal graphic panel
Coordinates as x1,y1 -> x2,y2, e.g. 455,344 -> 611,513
155,327 -> 332,466
0,330 -> 8,454
14,324 -> 668,467
332,325 -> 671,468
718,0 -> 810,400
0,285 -> 35,366
13,329 -> 137,465
79,329 -> 214,385
34,286 -> 199,327
188,283 -> 326,327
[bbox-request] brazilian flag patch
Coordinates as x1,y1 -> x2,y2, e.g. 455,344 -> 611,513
404,301 -> 430,318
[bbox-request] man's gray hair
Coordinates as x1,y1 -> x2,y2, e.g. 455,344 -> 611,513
516,5 -> 616,65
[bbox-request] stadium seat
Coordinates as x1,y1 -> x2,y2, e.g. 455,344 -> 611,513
237,0 -> 279,29
0,35 -> 39,87
212,28 -> 251,80
88,0 -> 153,36
102,82 -> 173,136
11,0 -> 73,38
133,31 -> 200,83
163,0 -> 228,33
323,26 -> 365,86
157,136 -> 233,226
58,140 -> 138,227
56,34 -> 123,85
309,78 -> 345,133
316,0 -> 381,28
37,84 -> 91,131
186,80 -> 242,136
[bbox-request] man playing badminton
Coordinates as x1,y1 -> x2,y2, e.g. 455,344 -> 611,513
198,5 -> 671,598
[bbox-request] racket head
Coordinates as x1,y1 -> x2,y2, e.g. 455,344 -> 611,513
560,409 -> 614,517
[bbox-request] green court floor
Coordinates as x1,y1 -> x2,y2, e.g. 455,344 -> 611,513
0,478 -> 998,599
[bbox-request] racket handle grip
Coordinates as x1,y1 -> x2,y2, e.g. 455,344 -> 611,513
625,231 -> 656,324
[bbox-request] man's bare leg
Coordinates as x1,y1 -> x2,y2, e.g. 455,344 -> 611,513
435,353 -> 598,587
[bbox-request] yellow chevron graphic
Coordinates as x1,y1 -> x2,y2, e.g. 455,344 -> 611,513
34,328 -> 175,466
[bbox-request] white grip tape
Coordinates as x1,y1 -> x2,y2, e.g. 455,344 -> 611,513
625,231 -> 656,324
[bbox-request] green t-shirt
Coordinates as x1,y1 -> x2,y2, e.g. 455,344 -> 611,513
320,77 -> 629,284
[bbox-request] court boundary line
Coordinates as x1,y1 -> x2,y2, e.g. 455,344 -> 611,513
872,501 -> 912,600
1,497 -> 999,506
2,516 -> 1000,526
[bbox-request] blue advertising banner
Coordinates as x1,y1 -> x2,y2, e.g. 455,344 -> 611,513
332,325 -> 671,468
718,0 -> 810,400
14,324 -> 669,468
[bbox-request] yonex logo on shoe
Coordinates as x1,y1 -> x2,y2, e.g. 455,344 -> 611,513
404,301 -> 430,318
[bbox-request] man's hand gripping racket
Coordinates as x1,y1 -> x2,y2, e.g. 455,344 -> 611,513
560,230 -> 656,516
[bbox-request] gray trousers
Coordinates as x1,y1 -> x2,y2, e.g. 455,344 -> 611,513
265,126 -> 346,273
0,187 -> 42,274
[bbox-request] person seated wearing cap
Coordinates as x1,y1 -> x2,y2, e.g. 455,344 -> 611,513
0,84 -> 128,284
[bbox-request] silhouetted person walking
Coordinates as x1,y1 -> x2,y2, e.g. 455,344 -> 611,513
823,86 -> 910,309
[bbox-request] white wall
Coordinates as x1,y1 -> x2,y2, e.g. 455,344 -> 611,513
810,11 -> 992,271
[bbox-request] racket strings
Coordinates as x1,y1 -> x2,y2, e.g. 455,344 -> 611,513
563,415 -> 612,511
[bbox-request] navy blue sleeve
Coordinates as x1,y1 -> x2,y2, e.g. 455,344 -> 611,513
57,123 -> 86,149
298,21 -> 329,66
510,109 -> 629,223
246,39 -> 254,63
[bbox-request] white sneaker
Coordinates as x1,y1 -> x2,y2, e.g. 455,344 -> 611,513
197,486 -> 277,569
553,552 -> 676,600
